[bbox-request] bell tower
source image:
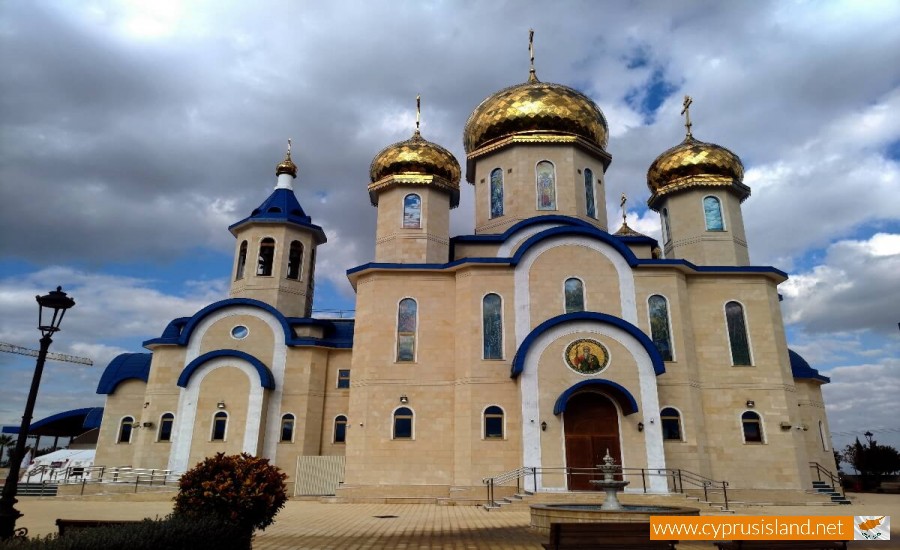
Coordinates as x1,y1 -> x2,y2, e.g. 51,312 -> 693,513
228,141 -> 326,317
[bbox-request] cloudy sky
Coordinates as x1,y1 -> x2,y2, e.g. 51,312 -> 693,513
1,1 -> 898,458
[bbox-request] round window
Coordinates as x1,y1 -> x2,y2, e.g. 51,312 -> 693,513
231,325 -> 249,339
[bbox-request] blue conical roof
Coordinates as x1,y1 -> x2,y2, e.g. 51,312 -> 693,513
228,188 -> 326,244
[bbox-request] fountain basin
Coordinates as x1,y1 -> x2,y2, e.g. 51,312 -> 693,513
530,503 -> 700,534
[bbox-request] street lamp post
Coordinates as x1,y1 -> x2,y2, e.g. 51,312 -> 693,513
0,287 -> 75,540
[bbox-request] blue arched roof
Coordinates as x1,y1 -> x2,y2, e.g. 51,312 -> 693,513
96,353 -> 151,395
177,349 -> 276,389
553,379 -> 639,416
788,349 -> 830,383
511,312 -> 665,378
2,407 -> 104,436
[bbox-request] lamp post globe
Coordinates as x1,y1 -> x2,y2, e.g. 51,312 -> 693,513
0,286 -> 75,540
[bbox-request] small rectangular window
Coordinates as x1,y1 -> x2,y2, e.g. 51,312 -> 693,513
337,369 -> 350,389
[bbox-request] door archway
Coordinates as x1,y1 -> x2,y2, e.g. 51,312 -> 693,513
563,392 -> 621,490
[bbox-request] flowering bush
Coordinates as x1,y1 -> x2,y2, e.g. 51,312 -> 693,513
173,452 -> 287,533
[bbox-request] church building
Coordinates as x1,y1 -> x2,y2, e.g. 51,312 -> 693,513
93,45 -> 836,500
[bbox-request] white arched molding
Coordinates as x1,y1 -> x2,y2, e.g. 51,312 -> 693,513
516,321 -> 665,493
168,356 -> 266,472
168,305 -> 287,472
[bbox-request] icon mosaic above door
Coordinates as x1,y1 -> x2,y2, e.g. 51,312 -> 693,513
564,338 -> 610,375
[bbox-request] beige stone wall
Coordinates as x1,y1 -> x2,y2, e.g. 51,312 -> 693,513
94,379 -> 147,468
374,186 -> 450,263
661,188 -> 750,266
188,366 -> 252,466
470,145 -> 608,234
795,380 -> 837,475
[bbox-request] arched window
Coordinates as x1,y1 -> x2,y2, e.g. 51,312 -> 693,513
725,301 -> 752,365
661,208 -> 672,243
118,416 -> 134,444
257,238 -> 275,276
396,298 -> 417,361
703,196 -> 724,231
536,161 -> 556,210
648,295 -> 674,361
584,168 -> 596,219
286,241 -> 303,280
660,407 -> 682,440
158,413 -> 174,442
482,293 -> 503,359
280,413 -> 295,442
393,407 -> 414,439
211,411 -> 228,441
484,406 -> 504,439
741,411 -> 763,443
564,278 -> 585,313
490,168 -> 504,218
235,241 -> 247,280
819,421 -> 829,451
334,415 -> 348,443
403,193 -> 422,228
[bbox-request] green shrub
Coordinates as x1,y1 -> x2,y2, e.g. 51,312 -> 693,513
173,452 -> 287,533
0,515 -> 250,550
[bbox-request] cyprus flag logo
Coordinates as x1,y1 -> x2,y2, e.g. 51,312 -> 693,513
855,516 -> 890,541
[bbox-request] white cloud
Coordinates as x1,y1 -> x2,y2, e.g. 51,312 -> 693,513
823,358 -> 900,451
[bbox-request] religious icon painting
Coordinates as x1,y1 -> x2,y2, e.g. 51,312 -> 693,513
564,338 -> 610,375
403,193 -> 422,228
536,161 -> 556,210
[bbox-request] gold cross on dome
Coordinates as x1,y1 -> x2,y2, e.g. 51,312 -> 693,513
681,95 -> 693,139
528,28 -> 537,82
287,138 -> 292,157
416,94 -> 421,133
620,193 -> 628,225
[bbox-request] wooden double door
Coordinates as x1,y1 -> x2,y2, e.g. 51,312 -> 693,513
563,392 -> 621,491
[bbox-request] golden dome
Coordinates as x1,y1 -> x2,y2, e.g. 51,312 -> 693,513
276,140 -> 298,178
646,135 -> 748,208
368,130 -> 462,207
463,77 -> 609,156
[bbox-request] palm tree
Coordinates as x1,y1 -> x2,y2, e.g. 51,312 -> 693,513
0,434 -> 16,467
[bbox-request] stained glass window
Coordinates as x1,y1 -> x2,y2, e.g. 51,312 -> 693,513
484,406 -> 504,438
158,413 -> 174,442
490,168 -> 504,218
235,241 -> 247,280
334,415 -> 347,443
257,238 -> 275,276
118,416 -> 133,444
393,407 -> 413,439
280,413 -> 295,442
536,161 -> 556,210
584,168 -> 596,219
286,241 -> 303,280
397,298 -> 417,361
725,301 -> 752,365
564,278 -> 585,313
482,293 -> 503,359
648,295 -> 674,361
403,194 -> 421,228
661,408 -> 682,440
704,196 -> 724,231
662,208 -> 671,243
742,411 -> 763,443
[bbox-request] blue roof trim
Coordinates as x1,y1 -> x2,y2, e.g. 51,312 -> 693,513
788,349 -> 830,383
96,353 -> 152,394
2,407 -> 106,434
511,312 -> 665,379
177,350 -> 275,389
228,188 -> 327,244
553,379 -> 639,416
451,215 -> 595,244
144,298 -> 293,347
510,226 -> 640,265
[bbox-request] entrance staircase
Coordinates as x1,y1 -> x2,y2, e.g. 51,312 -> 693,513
811,480 -> 851,504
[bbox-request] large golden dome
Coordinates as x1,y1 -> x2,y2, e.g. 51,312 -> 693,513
463,77 -> 609,156
646,135 -> 748,209
368,130 -> 461,207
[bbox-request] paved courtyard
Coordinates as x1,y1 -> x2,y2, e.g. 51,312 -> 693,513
9,492 -> 899,549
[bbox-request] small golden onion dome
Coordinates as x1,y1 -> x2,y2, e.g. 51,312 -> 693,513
463,79 -> 609,155
646,135 -> 748,208
369,131 -> 461,185
614,221 -> 648,238
276,149 -> 298,178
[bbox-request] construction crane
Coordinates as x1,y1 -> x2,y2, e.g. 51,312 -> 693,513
0,342 -> 93,366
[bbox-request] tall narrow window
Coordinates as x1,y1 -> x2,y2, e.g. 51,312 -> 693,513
396,298 -> 417,361
211,411 -> 228,441
741,411 -> 763,443
482,293 -> 503,359
725,301 -> 752,365
819,421 -> 829,451
661,208 -> 671,243
257,238 -> 275,276
334,415 -> 347,443
536,161 -> 556,210
484,406 -> 504,439
280,413 -> 295,442
403,194 -> 422,228
393,407 -> 414,439
648,295 -> 674,361
158,413 -> 174,442
286,240 -> 303,280
564,278 -> 585,313
235,241 -> 247,280
118,416 -> 134,444
337,369 -> 350,389
584,168 -> 596,218
703,196 -> 724,230
661,407 -> 682,440
490,168 -> 504,218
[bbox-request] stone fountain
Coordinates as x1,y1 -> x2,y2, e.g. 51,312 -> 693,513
592,449 -> 629,510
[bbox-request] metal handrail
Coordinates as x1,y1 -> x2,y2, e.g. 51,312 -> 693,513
809,461 -> 844,497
